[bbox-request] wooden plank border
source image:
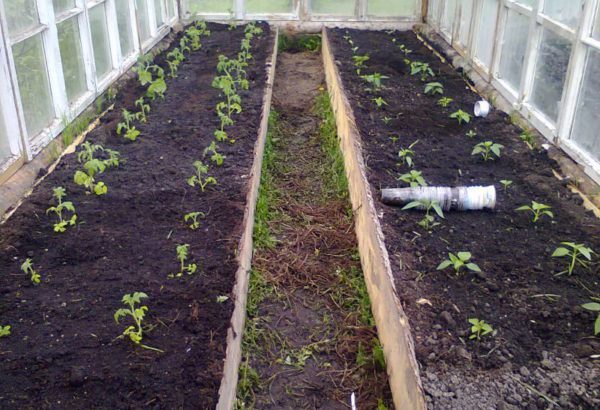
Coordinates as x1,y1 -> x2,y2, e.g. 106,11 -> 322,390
321,28 -> 426,410
216,28 -> 279,410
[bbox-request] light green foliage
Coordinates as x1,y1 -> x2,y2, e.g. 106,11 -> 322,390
500,180 -> 513,190
398,140 -> 419,168
377,399 -> 389,410
0,325 -> 10,338
397,170 -> 427,187
472,141 -> 504,161
114,292 -> 163,352
146,77 -> 167,100
187,161 -> 217,192
46,186 -> 77,232
450,109 -> 471,125
169,244 -> 197,278
552,242 -> 595,275
438,96 -> 453,107
437,252 -> 481,275
410,61 -> 434,81
106,86 -> 117,102
204,141 -> 226,166
166,47 -> 185,78
133,54 -> 164,86
519,129 -> 537,150
352,54 -> 369,74
466,130 -> 477,138
402,199 -> 444,230
581,302 -> 600,335
361,72 -> 388,90
184,211 -> 205,230
424,82 -> 443,95
116,109 -> 140,141
21,258 -> 41,284
135,97 -> 150,123
373,96 -> 388,109
516,201 -> 554,223
468,318 -> 493,340
74,143 -> 120,196
60,112 -> 93,146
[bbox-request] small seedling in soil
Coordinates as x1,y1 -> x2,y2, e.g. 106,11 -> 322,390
520,130 -> 537,150
397,170 -> 427,187
402,199 -> 444,230
397,44 -> 412,55
500,180 -> 513,191
352,54 -> 369,74
169,244 -> 197,278
0,325 -> 10,338
397,140 -> 419,168
361,73 -> 388,90
472,141 -> 504,161
410,61 -> 434,81
582,301 -> 600,335
450,109 -> 471,125
389,135 -> 399,144
21,258 -> 41,284
77,141 -> 103,163
466,130 -> 477,138
106,86 -> 117,102
468,318 -> 493,340
146,77 -> 167,100
187,161 -> 217,192
516,201 -> 553,223
373,97 -> 388,109
437,252 -> 481,275
438,97 -> 453,107
204,141 -> 226,166
552,242 -> 595,276
114,292 -> 163,352
117,109 -> 140,141
184,211 -> 205,230
46,187 -> 77,232
381,116 -> 393,125
135,97 -> 151,123
216,295 -> 229,303
74,159 -> 108,195
424,82 -> 444,95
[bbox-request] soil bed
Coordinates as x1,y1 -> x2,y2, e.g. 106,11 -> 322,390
0,23 -> 272,408
328,28 -> 600,409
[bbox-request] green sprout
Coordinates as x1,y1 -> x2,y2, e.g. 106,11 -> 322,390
450,109 -> 471,125
117,109 -> 141,141
472,141 -> 504,161
397,170 -> 427,187
169,244 -> 197,278
398,140 -> 419,168
46,186 -> 77,232
361,72 -> 388,90
582,301 -> 600,335
135,97 -> 150,123
410,61 -> 434,81
552,242 -> 595,276
437,97 -> 453,107
204,141 -> 226,166
516,201 -> 553,223
424,82 -> 443,95
437,252 -> 481,275
114,292 -> 163,352
466,130 -> 477,138
0,325 -> 10,338
373,97 -> 388,109
519,130 -> 537,150
187,161 -> 217,192
184,211 -> 205,230
74,159 -> 108,195
500,180 -> 513,191
402,199 -> 444,230
468,318 -> 494,340
352,54 -> 369,74
21,258 -> 41,284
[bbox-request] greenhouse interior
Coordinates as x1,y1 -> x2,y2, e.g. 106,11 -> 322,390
0,0 -> 599,408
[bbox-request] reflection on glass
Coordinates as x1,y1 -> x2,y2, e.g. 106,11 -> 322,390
53,0 -> 75,15
368,0 -> 417,17
543,0 -> 582,28
0,99 -> 12,165
572,48 -> 600,163
89,5 -> 112,79
4,0 -> 39,38
186,0 -> 234,14
312,0 -> 355,16
58,17 -> 87,104
116,0 -> 135,57
136,0 -> 153,41
498,11 -> 529,93
246,0 -> 292,14
474,0 -> 499,69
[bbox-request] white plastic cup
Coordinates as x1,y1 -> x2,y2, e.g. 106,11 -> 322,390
474,100 -> 491,118
381,186 -> 496,211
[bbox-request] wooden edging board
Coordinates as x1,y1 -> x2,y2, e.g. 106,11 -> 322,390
321,28 -> 426,410
216,28 -> 279,410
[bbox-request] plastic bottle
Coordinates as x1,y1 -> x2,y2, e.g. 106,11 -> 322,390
381,185 -> 496,211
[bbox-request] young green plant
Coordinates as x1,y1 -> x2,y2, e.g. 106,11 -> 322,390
424,82 -> 443,95
46,186 -> 77,232
552,242 -> 595,276
472,141 -> 504,161
402,199 -> 444,230
397,170 -> 427,187
114,292 -> 163,352
410,61 -> 434,81
169,244 -> 197,278
468,318 -> 494,340
0,325 -> 10,338
397,140 -> 419,168
438,97 -> 453,107
117,109 -> 141,141
437,252 -> 481,275
187,161 -> 217,192
450,109 -> 471,125
21,258 -> 41,284
516,201 -> 553,223
582,301 -> 600,335
184,211 -> 205,230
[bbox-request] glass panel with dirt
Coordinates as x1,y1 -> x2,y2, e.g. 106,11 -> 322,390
542,0 -> 583,28
498,10 -> 529,93
53,0 -> 76,15
136,0 -> 153,41
89,4 -> 113,80
186,0 -> 234,15
474,0 -> 499,69
3,0 -> 39,38
58,17 -> 88,104
312,0 -> 356,16
368,0 -> 418,17
246,0 -> 293,14
0,99 -> 12,165
154,0 -> 164,26
115,0 -> 135,57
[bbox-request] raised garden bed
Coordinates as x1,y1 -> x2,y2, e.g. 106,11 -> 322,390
0,22 -> 274,408
326,28 -> 600,408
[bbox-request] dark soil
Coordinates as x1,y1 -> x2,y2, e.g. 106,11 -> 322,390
0,23 -> 272,408
329,28 -> 600,408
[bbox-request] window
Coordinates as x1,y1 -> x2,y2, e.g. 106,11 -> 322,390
474,0 -> 499,69
57,17 -> 88,104
186,0 -> 234,14
457,0 -> 474,47
4,0 -> 39,38
53,0 -> 76,16
116,0 -> 136,57
136,0 -> 153,42
154,0 -> 165,26
89,4 -> 113,79
246,0 -> 293,14
542,0 -> 583,28
592,4 -> 600,41
368,0 -> 418,17
312,0 -> 356,16
0,100 -> 11,165
167,0 -> 176,19
441,0 -> 456,35
498,10 -> 529,93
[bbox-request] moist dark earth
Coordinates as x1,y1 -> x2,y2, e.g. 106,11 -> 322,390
0,22 -> 272,409
329,28 -> 600,409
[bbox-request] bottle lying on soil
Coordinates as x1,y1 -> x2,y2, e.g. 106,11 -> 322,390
381,185 -> 496,211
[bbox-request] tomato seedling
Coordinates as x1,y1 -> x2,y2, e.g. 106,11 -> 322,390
361,73 -> 388,90
0,325 -> 10,338
437,252 -> 481,275
472,141 -> 504,161
187,161 -> 217,192
169,244 -> 197,278
552,242 -> 595,276
46,186 -> 77,232
135,97 -> 151,123
424,82 -> 443,95
114,292 -> 163,352
468,318 -> 493,340
410,61 -> 434,81
204,141 -> 226,166
437,97 -> 453,107
520,130 -> 537,150
21,258 -> 41,284
450,109 -> 471,125
398,140 -> 419,168
373,97 -> 388,109
516,201 -> 553,223
402,199 -> 444,230
117,109 -> 141,141
466,130 -> 477,138
352,54 -> 369,74
184,211 -> 206,230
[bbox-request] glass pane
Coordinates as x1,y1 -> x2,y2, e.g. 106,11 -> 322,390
368,0 -> 417,17
0,99 -> 11,164
89,5 -> 112,80
58,17 -> 87,104
312,0 -> 356,16
543,0 -> 583,28
498,10 -> 529,93
457,0 -> 474,46
571,48 -> 600,163
246,0 -> 293,14
594,5 -> 600,41
116,0 -> 135,56
441,0 -> 456,35
186,0 -> 234,14
167,0 -> 175,18
428,0 -> 440,24
531,29 -> 571,122
514,0 -> 535,8
474,0 -> 499,68
154,0 -> 164,26
136,0 -> 153,41
53,0 -> 75,15
12,34 -> 55,137
3,0 -> 39,38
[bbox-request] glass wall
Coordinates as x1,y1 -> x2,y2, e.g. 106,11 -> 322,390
57,17 -> 88,104
247,0 -> 293,14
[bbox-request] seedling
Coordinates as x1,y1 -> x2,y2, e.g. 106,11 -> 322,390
46,187 -> 77,232
472,141 -> 504,161
179,36 -> 191,55
520,130 -> 537,150
466,130 -> 477,138
106,86 -> 117,102
582,301 -> 600,335
0,325 -> 10,338
468,318 -> 493,340
114,292 -> 162,352
352,54 -> 369,74
21,258 -> 41,284
184,211 -> 205,230
424,82 -> 443,95
166,47 -> 185,78
389,135 -> 399,144
117,109 -> 140,141
74,159 -> 108,195
373,97 -> 388,109
410,61 -> 434,81
77,141 -> 103,163
516,201 -> 553,223
552,242 -> 595,276
438,97 -> 453,107
450,109 -> 471,125
187,161 -> 217,192
146,77 -> 167,100
402,199 -> 444,230
135,97 -> 150,123
204,141 -> 226,166
216,295 -> 229,303
133,55 -> 164,86
382,116 -> 393,125
397,140 -> 419,168
437,252 -> 481,275
500,180 -> 513,191
169,244 -> 197,278
397,44 -> 412,55
397,170 -> 427,187
361,73 -> 388,90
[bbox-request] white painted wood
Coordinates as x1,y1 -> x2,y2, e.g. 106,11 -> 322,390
105,0 -> 123,69
127,0 -> 141,57
518,0 -> 540,106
